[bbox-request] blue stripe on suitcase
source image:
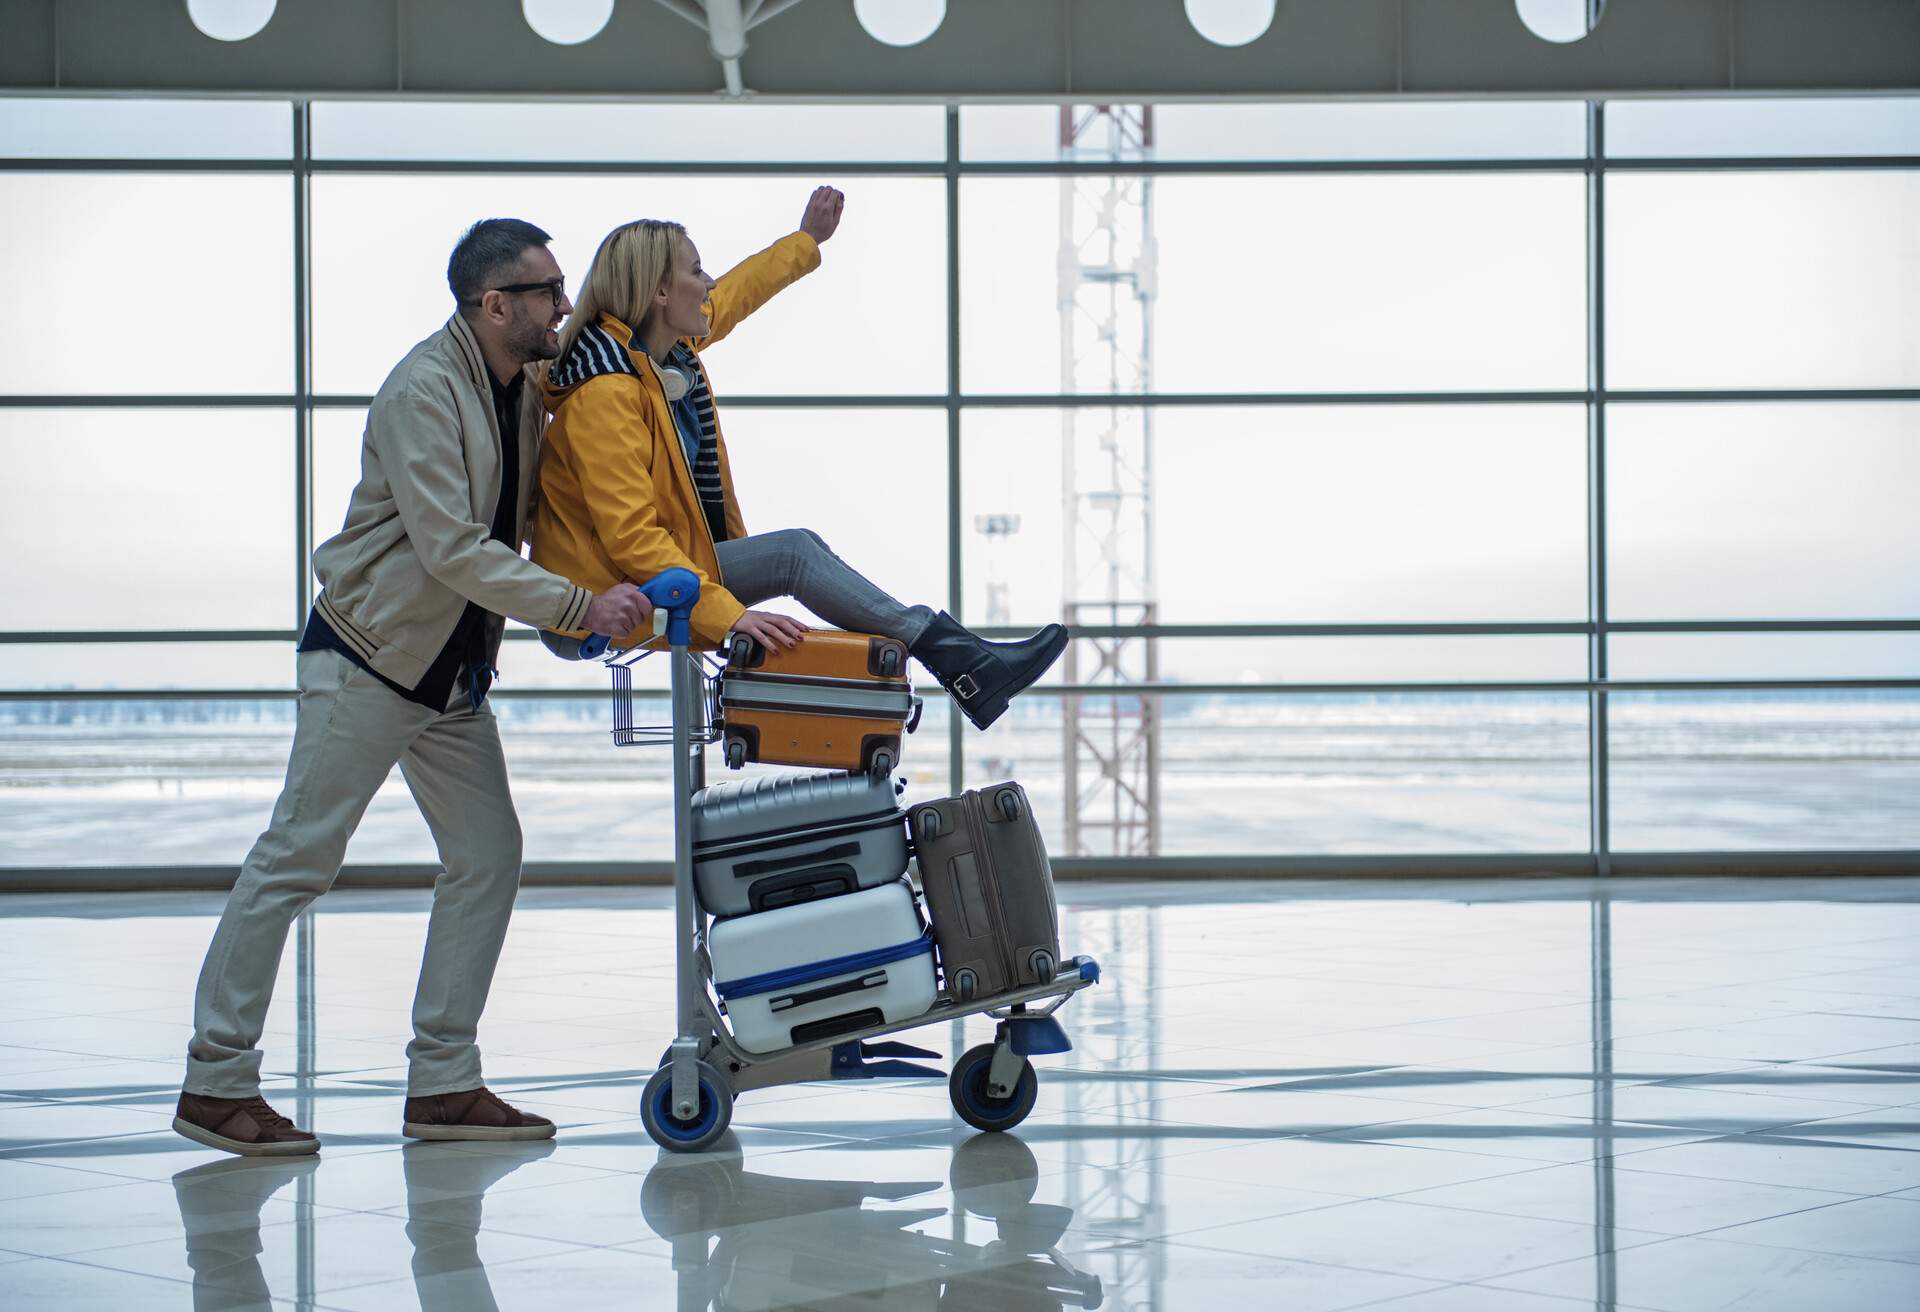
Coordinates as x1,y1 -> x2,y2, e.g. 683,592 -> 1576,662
714,932 -> 934,1001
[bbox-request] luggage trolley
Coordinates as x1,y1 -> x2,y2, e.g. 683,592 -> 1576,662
595,570 -> 1102,1153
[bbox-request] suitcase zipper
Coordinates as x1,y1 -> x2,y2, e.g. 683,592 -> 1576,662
957,792 -> 1019,987
694,807 -> 903,861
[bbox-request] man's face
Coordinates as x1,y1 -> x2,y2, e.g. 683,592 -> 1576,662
496,245 -> 573,364
657,236 -> 716,339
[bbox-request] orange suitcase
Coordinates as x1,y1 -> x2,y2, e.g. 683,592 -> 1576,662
718,630 -> 921,775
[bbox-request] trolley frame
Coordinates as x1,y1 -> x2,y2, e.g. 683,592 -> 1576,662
613,633 -> 1097,1140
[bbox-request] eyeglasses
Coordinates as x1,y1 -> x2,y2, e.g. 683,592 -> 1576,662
482,278 -> 566,303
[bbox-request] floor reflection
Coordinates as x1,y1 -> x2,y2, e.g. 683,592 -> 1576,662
172,1155 -> 318,1310
6,879 -> 1917,1309
400,1141 -> 557,1312
642,1133 -> 1101,1311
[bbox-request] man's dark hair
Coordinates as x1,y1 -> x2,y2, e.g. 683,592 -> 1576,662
447,218 -> 553,310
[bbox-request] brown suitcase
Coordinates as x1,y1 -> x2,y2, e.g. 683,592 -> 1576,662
718,630 -> 920,775
907,782 -> 1061,1002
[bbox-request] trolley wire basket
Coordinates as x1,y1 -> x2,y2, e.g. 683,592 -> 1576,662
609,648 -> 725,749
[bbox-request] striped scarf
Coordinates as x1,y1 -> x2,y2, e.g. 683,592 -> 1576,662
549,322 -> 730,545
663,340 -> 729,547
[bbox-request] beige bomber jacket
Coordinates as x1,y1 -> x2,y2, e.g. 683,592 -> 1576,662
311,313 -> 593,691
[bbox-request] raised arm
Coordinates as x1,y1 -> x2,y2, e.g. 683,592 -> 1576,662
691,185 -> 842,352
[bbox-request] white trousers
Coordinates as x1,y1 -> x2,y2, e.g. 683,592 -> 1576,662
184,648 -> 524,1098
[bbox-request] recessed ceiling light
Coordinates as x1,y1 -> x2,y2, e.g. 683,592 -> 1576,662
1184,0 -> 1276,49
185,0 -> 276,42
854,0 -> 947,49
522,0 -> 616,47
1517,0 -> 1607,44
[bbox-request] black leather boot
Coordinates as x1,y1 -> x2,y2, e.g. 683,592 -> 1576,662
909,611 -> 1069,731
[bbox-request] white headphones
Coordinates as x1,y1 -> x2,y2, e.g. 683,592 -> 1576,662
658,366 -> 692,402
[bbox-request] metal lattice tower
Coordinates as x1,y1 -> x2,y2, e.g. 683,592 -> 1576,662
1058,105 -> 1161,858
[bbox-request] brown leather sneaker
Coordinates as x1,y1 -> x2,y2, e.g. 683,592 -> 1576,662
174,1092 -> 319,1158
402,1087 -> 556,1142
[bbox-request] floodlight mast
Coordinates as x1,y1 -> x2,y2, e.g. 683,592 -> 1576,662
1058,105 -> 1162,858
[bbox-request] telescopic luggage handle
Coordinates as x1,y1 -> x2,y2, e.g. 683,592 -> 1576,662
578,567 -> 702,658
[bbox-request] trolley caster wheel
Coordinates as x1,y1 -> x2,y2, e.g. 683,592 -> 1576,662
642,1060 -> 733,1153
949,1043 -> 1038,1133
724,739 -> 747,770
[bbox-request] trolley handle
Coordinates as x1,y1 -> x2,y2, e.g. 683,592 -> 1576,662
580,567 -> 702,658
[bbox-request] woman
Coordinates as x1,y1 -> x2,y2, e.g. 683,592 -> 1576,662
529,188 -> 1066,731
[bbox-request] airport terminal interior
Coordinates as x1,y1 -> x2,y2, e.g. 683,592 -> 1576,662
2,1 -> 1917,1308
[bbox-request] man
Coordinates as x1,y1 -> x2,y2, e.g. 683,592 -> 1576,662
175,219 -> 653,1157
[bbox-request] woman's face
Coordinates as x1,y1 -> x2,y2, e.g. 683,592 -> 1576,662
655,235 -> 716,339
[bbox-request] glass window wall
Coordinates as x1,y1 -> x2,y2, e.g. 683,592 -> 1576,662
3,95 -> 1915,875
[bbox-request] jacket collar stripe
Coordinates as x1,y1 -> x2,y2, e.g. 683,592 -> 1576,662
595,325 -> 634,377
445,315 -> 487,391
552,322 -> 639,390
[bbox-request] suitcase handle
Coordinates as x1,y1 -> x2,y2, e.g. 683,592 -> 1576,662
906,696 -> 923,735
733,841 -> 861,879
769,969 -> 887,1013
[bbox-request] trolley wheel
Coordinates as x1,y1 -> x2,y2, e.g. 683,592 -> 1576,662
725,738 -> 747,770
949,1043 -> 1038,1133
642,1060 -> 733,1153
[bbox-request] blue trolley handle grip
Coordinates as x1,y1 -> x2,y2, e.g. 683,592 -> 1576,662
578,567 -> 702,659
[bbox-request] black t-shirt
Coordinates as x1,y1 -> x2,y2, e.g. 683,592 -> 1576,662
301,371 -> 522,712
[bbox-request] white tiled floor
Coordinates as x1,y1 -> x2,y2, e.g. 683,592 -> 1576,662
1,878 -> 1918,1310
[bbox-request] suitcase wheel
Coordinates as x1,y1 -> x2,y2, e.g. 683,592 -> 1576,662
996,789 -> 1022,822
878,647 -> 902,678
952,968 -> 978,1002
868,748 -> 895,776
949,1043 -> 1038,1133
729,634 -> 754,667
1029,950 -> 1055,981
917,810 -> 942,842
724,738 -> 747,769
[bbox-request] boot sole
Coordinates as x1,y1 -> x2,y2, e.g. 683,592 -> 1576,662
173,1116 -> 319,1158
402,1121 -> 557,1142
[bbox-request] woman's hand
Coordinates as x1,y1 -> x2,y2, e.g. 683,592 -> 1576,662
799,186 -> 844,245
732,609 -> 809,654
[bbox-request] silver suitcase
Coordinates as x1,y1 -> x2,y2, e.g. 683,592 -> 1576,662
691,770 -> 910,917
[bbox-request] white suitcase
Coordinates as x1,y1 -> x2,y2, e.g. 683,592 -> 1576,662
709,878 -> 936,1054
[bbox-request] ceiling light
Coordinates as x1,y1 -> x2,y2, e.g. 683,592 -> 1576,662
853,0 -> 946,49
1184,0 -> 1275,48
1516,0 -> 1607,44
522,0 -> 616,46
184,0 -> 276,42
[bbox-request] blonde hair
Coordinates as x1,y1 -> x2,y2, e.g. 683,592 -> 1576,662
554,219 -> 688,362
